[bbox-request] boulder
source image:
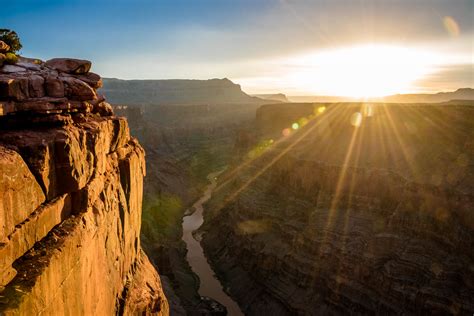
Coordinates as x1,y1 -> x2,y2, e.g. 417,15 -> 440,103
16,61 -> 42,71
1,65 -> 27,73
0,78 -> 29,101
45,76 -> 65,97
93,101 -> 114,116
28,74 -> 45,98
75,72 -> 102,89
0,41 -> 9,53
61,76 -> 96,101
45,58 -> 91,74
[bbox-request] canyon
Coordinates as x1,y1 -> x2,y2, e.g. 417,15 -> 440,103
100,82 -> 474,315
113,101 -> 261,314
0,57 -> 168,315
1,53 -> 473,316
201,102 -> 474,314
2,3 -> 474,315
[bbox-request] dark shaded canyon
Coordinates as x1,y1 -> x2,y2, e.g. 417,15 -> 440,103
201,102 -> 474,315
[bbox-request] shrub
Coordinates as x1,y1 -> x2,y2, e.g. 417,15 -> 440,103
0,29 -> 22,53
4,52 -> 18,64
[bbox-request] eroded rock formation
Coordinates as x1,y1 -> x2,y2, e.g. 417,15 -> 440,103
0,58 -> 168,315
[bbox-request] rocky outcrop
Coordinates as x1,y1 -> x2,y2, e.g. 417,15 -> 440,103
0,58 -> 168,315
202,103 -> 474,315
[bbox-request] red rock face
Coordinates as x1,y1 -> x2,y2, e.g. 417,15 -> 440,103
0,57 -> 168,315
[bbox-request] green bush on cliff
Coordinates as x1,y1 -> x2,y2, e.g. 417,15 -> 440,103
4,52 -> 18,64
0,29 -> 22,53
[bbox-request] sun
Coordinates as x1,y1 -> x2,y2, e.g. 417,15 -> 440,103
286,44 -> 440,98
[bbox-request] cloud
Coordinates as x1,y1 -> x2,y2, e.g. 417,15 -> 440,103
415,64 -> 474,92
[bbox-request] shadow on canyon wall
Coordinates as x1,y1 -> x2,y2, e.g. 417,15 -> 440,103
201,102 -> 474,315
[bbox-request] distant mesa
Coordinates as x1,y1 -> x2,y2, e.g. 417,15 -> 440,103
289,88 -> 474,104
252,93 -> 289,103
381,88 -> 474,103
100,77 -> 268,105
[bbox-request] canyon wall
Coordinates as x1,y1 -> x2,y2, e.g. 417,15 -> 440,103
202,103 -> 474,315
0,58 -> 168,315
115,102 -> 261,314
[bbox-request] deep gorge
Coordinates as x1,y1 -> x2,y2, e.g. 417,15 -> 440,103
201,103 -> 474,315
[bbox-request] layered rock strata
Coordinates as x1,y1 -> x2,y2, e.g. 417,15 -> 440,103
0,58 -> 168,315
202,103 -> 474,315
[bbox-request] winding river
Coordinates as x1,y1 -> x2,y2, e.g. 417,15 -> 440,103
182,171 -> 244,316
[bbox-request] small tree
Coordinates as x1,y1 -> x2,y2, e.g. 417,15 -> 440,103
0,29 -> 22,53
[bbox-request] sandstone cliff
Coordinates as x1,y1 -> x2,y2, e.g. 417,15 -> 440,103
202,102 -> 474,314
0,57 -> 168,315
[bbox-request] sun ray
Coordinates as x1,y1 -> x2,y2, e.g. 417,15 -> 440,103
334,103 -> 368,288
212,103 -> 344,214
380,104 -> 421,179
318,105 -> 362,253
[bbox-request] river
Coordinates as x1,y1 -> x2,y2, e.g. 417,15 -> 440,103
182,170 -> 244,316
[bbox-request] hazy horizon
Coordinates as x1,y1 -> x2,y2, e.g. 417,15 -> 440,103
2,0 -> 473,97
101,77 -> 473,99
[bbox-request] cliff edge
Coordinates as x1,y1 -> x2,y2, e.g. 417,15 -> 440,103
0,57 -> 168,315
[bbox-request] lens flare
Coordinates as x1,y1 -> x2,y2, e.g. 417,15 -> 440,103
292,123 -> 299,130
350,112 -> 362,127
443,16 -> 460,37
299,117 -> 309,127
363,104 -> 373,117
316,106 -> 326,114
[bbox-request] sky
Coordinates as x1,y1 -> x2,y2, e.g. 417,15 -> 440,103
1,0 -> 473,96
